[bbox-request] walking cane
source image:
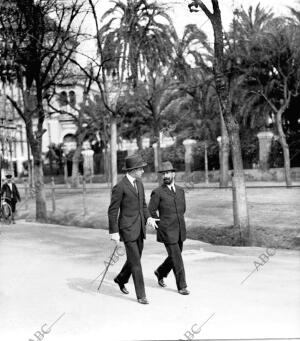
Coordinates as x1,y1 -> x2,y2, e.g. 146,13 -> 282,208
97,244 -> 118,292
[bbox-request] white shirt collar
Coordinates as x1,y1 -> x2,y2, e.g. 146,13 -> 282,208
167,183 -> 176,192
126,173 -> 136,187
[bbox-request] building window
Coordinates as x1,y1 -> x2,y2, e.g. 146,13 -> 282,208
58,91 -> 68,106
69,90 -> 76,107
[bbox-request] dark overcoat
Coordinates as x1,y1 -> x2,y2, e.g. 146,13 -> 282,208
108,176 -> 150,242
148,184 -> 186,244
1,182 -> 21,203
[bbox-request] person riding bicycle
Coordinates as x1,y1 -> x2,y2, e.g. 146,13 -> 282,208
1,173 -> 21,224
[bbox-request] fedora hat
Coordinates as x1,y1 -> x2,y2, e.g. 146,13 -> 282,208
158,161 -> 176,173
122,154 -> 147,171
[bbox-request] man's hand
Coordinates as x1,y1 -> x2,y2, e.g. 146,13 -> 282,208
110,232 -> 120,244
147,217 -> 160,229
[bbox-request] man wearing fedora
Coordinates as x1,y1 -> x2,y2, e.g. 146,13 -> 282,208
108,154 -> 159,304
148,161 -> 189,295
1,173 -> 21,224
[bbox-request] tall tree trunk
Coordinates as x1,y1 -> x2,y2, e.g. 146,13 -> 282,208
63,157 -> 68,186
26,134 -> 33,189
110,115 -> 118,188
71,147 -> 82,188
103,146 -> 110,184
49,149 -> 53,175
154,119 -> 162,168
33,156 -> 47,222
280,136 -> 292,186
220,111 -> 229,187
153,123 -> 162,178
136,134 -> 143,151
204,141 -> 209,184
229,119 -> 250,243
157,137 -> 162,171
24,94 -> 47,221
198,0 -> 250,244
26,125 -> 47,222
277,111 -> 292,186
8,142 -> 14,174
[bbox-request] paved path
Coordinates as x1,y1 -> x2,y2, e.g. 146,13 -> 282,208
0,221 -> 300,341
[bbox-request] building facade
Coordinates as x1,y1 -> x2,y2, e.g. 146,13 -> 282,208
1,83 -> 176,179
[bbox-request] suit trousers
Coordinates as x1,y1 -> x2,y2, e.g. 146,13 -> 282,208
7,199 -> 16,213
156,240 -> 187,290
116,233 -> 146,299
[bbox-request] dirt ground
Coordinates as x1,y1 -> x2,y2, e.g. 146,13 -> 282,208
1,221 -> 300,340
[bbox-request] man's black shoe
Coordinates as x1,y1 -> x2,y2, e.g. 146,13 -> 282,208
154,270 -> 166,287
114,277 -> 129,294
178,288 -> 190,295
137,297 -> 149,304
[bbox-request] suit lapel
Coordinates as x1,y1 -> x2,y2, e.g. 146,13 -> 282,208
6,183 -> 12,195
123,176 -> 138,197
162,184 -> 176,197
174,185 -> 180,194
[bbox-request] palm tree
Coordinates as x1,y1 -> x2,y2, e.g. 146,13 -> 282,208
96,0 -> 176,184
223,5 -> 274,167
257,17 -> 300,185
163,68 -> 220,181
170,24 -> 231,186
135,70 -> 186,170
229,5 -> 300,185
118,89 -> 152,151
99,0 -> 176,87
231,4 -> 273,38
172,24 -> 213,83
226,5 -> 274,125
187,0 -> 252,243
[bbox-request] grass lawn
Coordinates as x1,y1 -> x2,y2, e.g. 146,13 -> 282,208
17,185 -> 300,249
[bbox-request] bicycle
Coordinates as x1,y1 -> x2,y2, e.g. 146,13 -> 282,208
0,197 -> 12,224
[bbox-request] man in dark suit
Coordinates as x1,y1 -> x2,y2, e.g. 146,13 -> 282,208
1,173 -> 21,224
148,161 -> 190,295
108,154 -> 159,304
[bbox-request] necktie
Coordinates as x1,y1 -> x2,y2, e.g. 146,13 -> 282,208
171,186 -> 175,193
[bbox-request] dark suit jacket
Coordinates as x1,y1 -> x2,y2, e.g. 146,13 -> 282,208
148,184 -> 186,244
1,182 -> 21,203
108,176 -> 150,242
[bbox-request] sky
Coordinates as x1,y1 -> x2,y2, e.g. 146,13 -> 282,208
171,0 -> 297,34
76,0 -> 299,65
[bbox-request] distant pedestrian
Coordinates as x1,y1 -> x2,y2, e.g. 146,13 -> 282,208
1,173 -> 21,224
148,161 -> 190,295
108,154 -> 159,304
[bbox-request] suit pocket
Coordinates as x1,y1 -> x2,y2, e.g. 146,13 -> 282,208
119,215 -> 139,229
119,220 -> 131,229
